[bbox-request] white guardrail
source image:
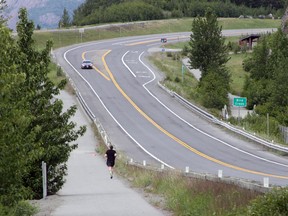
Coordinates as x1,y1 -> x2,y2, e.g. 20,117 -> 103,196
75,87 -> 274,191
55,51 -> 285,191
158,82 -> 288,154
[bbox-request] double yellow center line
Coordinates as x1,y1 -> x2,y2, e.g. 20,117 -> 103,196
81,44 -> 288,180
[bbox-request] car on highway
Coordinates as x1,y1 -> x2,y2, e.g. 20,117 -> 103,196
81,60 -> 93,69
160,38 -> 167,43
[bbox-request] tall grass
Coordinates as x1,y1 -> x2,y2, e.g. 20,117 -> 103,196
227,53 -> 250,95
114,164 -> 261,216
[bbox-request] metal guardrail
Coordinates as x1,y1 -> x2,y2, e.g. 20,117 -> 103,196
76,84 -> 275,190
127,160 -> 272,193
53,49 -> 281,191
75,90 -> 111,148
159,82 -> 288,154
76,91 -> 95,120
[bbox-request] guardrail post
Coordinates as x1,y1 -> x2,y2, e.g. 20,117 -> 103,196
185,166 -> 189,173
263,177 -> 269,188
161,164 -> 165,170
143,160 -> 146,166
218,170 -> 223,178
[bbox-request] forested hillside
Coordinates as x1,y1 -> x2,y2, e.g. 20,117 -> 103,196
231,0 -> 285,9
72,0 -> 286,26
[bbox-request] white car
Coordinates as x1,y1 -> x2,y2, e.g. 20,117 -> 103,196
81,60 -> 93,69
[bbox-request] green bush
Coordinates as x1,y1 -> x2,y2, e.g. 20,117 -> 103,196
13,201 -> 37,216
56,66 -> 64,77
181,45 -> 189,56
230,112 -> 282,140
0,201 -> 37,216
166,52 -> 173,57
172,53 -> 180,61
227,41 -> 241,54
0,204 -> 12,216
198,69 -> 230,109
245,187 -> 288,216
240,44 -> 248,53
174,77 -> 181,83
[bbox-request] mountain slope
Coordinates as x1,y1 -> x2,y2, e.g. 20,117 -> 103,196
5,0 -> 85,30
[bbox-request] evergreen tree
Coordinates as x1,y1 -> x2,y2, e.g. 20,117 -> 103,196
243,36 -> 272,80
198,65 -> 230,109
230,0 -> 285,9
59,8 -> 71,28
188,8 -> 230,79
188,8 -> 230,109
0,0 -> 7,24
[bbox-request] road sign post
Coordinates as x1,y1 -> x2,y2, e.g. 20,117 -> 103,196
233,97 -> 247,122
42,161 -> 47,198
79,28 -> 84,43
181,64 -> 185,83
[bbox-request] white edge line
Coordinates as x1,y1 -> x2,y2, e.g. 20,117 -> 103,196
133,51 -> 288,169
64,46 -> 174,169
121,51 -> 136,77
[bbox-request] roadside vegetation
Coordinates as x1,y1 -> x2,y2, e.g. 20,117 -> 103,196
80,10 -> 288,215
95,122 -> 288,216
0,8 -> 86,215
94,126 -> 261,216
1,0 -> 288,214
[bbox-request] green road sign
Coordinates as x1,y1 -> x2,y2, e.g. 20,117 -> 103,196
233,97 -> 247,107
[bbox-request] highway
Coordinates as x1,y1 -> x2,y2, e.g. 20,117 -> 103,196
54,29 -> 288,186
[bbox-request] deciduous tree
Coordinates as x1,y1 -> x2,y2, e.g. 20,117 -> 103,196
0,23 -> 34,206
242,29 -> 288,126
0,0 -> 7,24
16,8 -> 86,198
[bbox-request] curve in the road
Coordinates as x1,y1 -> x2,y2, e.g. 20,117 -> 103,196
97,49 -> 288,179
58,30 -> 288,186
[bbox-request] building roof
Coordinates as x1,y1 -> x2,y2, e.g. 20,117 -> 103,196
239,34 -> 261,42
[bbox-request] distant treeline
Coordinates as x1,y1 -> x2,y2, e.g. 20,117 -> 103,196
72,0 -> 286,26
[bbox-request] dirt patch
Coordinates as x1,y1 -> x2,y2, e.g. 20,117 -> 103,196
29,195 -> 62,216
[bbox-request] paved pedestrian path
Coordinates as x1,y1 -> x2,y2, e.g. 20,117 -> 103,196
48,91 -> 167,216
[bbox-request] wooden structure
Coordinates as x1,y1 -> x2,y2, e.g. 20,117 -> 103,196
239,34 -> 261,49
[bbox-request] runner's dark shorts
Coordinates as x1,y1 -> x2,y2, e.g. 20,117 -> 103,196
107,161 -> 115,167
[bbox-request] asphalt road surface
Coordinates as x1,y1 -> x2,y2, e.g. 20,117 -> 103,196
54,29 -> 288,187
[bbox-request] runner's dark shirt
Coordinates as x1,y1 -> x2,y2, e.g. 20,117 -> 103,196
106,149 -> 116,162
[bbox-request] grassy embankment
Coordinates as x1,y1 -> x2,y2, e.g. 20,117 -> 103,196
34,18 -> 280,49
44,18 -> 281,216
